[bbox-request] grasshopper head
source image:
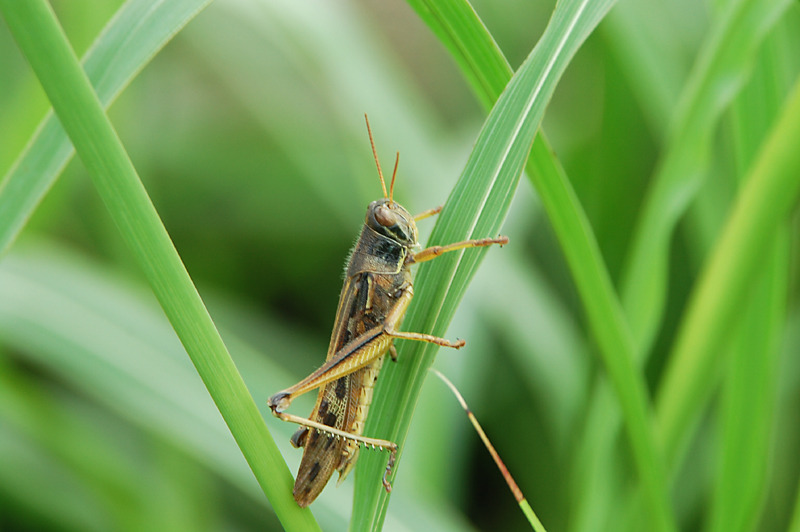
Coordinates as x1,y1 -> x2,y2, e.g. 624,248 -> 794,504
366,199 -> 417,247
363,115 -> 417,247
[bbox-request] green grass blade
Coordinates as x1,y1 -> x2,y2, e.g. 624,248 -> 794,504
405,2 -> 679,530
570,4 -> 797,527
656,75 -> 800,470
0,2 -> 317,530
0,0 -> 212,256
619,0 -> 795,353
349,2 -> 668,531
791,478 -> 800,532
708,238 -> 786,532
707,35 -> 790,532
405,0 -> 573,214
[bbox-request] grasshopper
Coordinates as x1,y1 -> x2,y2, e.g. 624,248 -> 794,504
268,116 -> 508,507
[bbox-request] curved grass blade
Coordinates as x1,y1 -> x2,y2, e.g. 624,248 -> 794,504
0,2 -> 318,530
0,0 -> 212,256
707,35 -> 791,532
656,74 -> 800,472
570,3 -> 797,527
349,3 -> 676,532
619,0 -> 796,354
708,238 -> 786,532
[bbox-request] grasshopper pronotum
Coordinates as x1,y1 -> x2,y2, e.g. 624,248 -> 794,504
268,116 -> 508,507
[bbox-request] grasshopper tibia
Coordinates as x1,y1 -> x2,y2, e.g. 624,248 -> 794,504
410,235 -> 510,265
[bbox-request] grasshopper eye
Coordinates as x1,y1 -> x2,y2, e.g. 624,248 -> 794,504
375,206 -> 397,228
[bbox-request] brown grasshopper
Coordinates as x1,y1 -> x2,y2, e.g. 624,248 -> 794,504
268,116 -> 508,507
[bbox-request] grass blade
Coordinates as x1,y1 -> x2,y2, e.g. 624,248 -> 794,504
619,0 -> 795,353
656,75 -> 800,471
0,0 -> 212,256
791,479 -> 800,532
707,34 -> 791,532
708,238 -> 786,532
571,4 -> 797,527
0,2 -> 317,530
405,2 -> 679,531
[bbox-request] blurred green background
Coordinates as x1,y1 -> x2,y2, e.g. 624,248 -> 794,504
1,0 -> 799,531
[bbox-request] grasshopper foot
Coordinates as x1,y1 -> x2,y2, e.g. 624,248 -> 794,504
268,392 -> 292,414
382,447 -> 398,493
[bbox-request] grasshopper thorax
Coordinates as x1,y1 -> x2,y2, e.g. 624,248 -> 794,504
365,198 -> 418,248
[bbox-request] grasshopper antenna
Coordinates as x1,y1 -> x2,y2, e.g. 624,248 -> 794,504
365,114 -> 388,200
389,152 -> 399,206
